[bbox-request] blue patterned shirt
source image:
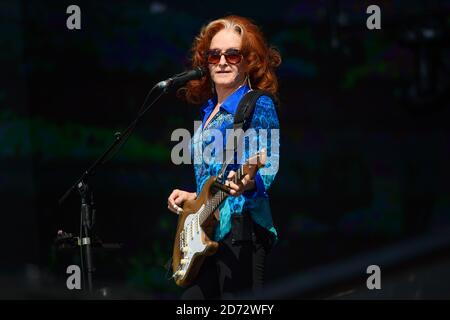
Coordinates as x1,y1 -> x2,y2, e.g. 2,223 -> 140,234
191,84 -> 280,242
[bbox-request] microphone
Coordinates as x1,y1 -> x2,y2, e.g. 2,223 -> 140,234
156,66 -> 207,90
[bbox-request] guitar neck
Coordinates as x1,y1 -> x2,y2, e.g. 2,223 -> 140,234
198,165 -> 246,225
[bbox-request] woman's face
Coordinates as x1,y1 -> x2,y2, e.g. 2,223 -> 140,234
208,29 -> 246,91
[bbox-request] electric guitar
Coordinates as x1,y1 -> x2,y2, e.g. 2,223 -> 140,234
171,149 -> 267,287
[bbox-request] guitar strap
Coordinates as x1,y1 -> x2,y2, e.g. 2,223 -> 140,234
220,89 -> 278,247
217,89 -> 277,182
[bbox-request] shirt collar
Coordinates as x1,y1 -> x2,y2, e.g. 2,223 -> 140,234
201,84 -> 250,119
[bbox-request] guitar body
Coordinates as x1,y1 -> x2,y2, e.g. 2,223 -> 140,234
171,176 -> 220,287
170,149 -> 266,287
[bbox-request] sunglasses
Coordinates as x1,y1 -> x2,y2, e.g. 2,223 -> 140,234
206,49 -> 243,65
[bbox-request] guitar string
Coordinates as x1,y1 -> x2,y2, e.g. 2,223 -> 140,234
196,151 -> 259,226
198,165 -> 243,226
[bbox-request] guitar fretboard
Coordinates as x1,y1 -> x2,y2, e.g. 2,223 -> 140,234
198,165 -> 245,225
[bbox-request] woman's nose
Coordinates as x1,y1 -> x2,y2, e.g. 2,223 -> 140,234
218,54 -> 227,66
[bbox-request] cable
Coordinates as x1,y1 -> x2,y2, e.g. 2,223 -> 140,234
137,84 -> 159,117
79,203 -> 86,291
98,86 -> 165,166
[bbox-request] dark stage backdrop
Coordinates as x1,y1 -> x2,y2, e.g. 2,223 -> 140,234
1,0 -> 449,298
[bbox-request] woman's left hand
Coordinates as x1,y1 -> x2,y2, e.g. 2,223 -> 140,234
225,170 -> 256,197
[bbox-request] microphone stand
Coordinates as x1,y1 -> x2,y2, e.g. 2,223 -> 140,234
78,180 -> 94,292
58,85 -> 166,294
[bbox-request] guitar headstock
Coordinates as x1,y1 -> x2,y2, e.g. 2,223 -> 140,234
242,149 -> 267,179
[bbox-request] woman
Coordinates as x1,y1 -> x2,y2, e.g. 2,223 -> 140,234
167,15 -> 281,299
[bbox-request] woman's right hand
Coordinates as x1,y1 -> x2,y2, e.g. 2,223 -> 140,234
167,189 -> 197,214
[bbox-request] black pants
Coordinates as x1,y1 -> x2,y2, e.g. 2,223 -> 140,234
180,216 -> 271,300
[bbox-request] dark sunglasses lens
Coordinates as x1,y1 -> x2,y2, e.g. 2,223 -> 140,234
207,52 -> 221,64
225,53 -> 241,64
207,50 -> 242,64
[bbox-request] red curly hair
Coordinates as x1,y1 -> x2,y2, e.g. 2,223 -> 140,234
178,15 -> 282,105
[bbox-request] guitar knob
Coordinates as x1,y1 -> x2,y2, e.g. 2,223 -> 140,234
176,270 -> 186,277
180,259 -> 188,265
181,247 -> 189,253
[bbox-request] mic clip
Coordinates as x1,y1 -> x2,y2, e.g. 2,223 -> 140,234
156,70 -> 189,91
155,67 -> 207,92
